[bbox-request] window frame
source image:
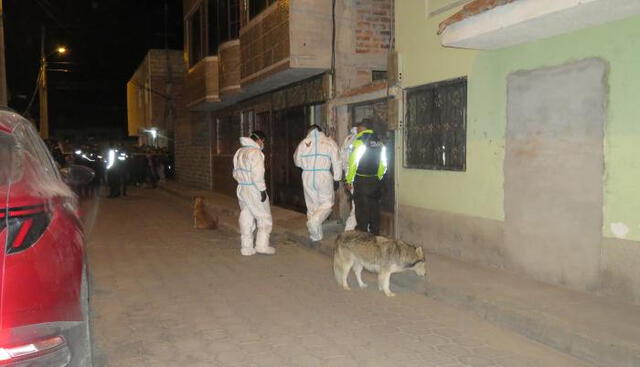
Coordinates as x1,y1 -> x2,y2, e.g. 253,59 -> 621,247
208,0 -> 240,56
246,0 -> 277,23
403,77 -> 468,172
187,5 -> 205,68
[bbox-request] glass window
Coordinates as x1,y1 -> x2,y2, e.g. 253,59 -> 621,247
248,0 -> 275,20
188,8 -> 204,67
404,77 -> 467,171
207,0 -> 240,56
229,0 -> 239,39
208,0 -> 219,55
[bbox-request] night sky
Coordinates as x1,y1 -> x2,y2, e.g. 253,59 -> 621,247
5,0 -> 183,136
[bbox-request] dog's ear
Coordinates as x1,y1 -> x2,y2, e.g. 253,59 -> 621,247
416,246 -> 424,258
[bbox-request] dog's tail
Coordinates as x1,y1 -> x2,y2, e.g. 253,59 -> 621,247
333,242 -> 349,286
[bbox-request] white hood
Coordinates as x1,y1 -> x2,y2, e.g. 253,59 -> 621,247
240,137 -> 260,149
306,129 -> 325,140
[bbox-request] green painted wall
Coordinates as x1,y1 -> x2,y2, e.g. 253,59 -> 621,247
396,0 -> 640,240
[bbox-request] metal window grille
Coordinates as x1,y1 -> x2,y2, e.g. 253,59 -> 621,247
404,77 -> 467,171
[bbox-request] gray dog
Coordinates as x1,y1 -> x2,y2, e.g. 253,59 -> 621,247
333,231 -> 427,297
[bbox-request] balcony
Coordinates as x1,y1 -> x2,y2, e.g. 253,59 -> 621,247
239,0 -> 332,95
218,40 -> 241,96
439,0 -> 640,50
185,57 -> 220,111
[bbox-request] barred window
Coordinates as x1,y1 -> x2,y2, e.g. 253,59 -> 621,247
404,77 -> 467,171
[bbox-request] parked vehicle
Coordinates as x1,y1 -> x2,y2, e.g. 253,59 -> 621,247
0,110 -> 92,366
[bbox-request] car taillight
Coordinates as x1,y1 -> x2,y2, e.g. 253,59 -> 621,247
0,205 -> 51,255
0,336 -> 66,363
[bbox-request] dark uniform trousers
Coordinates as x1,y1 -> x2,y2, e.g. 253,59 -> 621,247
353,175 -> 382,235
108,168 -> 122,198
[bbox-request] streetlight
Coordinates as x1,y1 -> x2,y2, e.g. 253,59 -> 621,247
38,25 -> 68,139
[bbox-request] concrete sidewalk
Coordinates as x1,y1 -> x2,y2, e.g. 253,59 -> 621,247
159,180 -> 640,367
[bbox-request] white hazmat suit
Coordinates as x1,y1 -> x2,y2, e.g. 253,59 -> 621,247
294,128 -> 341,242
233,137 -> 275,256
340,127 -> 358,231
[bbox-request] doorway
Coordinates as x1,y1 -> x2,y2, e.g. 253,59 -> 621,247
505,58 -> 606,290
351,99 -> 395,237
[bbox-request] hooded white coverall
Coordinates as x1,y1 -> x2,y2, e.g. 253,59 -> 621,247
294,129 -> 342,241
233,137 -> 275,256
340,127 -> 358,231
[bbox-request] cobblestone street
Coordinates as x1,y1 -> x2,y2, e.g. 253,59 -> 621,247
87,188 -> 590,367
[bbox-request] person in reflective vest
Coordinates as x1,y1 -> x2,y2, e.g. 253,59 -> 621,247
293,124 -> 342,242
340,125 -> 359,231
232,131 -> 275,256
106,146 -> 122,198
345,119 -> 388,235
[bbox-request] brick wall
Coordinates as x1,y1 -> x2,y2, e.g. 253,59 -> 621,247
355,0 -> 394,55
127,49 -> 186,142
219,41 -> 241,94
174,111 -> 212,189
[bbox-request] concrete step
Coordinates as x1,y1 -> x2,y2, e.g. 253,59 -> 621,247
425,254 -> 640,367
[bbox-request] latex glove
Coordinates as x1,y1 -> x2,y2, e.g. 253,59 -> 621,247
260,191 -> 267,202
333,181 -> 340,191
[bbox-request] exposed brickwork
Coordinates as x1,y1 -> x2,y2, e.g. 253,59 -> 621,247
127,49 -> 186,146
355,0 -> 394,54
219,41 -> 242,94
174,111 -> 212,189
439,0 -> 518,34
240,1 -> 290,82
185,58 -> 220,108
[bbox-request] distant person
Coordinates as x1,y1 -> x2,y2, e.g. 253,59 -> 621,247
145,154 -> 158,188
293,124 -> 341,242
232,131 -> 275,256
106,147 -> 122,198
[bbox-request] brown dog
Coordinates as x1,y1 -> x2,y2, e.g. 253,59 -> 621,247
193,196 -> 218,230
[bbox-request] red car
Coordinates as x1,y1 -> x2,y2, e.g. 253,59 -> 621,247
0,110 -> 91,366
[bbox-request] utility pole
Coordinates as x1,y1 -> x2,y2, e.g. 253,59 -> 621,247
163,0 -> 175,152
39,25 -> 49,139
0,0 -> 8,107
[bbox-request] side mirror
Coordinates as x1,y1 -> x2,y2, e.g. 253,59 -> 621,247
61,164 -> 95,186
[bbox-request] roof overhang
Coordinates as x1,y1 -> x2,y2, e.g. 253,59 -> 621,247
440,0 -> 640,50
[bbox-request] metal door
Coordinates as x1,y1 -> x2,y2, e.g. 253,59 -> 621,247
271,106 -> 307,212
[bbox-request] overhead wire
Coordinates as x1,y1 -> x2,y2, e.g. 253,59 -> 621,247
23,68 -> 43,116
33,0 -> 68,29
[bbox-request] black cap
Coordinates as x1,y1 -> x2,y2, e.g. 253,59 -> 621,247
355,118 -> 373,129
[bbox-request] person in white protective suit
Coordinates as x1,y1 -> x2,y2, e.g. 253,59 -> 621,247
293,125 -> 342,242
340,125 -> 359,231
233,131 -> 276,256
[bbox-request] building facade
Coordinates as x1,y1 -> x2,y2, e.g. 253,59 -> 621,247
127,49 -> 186,148
178,0 -> 396,233
395,0 -> 640,304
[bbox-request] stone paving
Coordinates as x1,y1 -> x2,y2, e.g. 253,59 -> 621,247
87,188 -> 591,367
